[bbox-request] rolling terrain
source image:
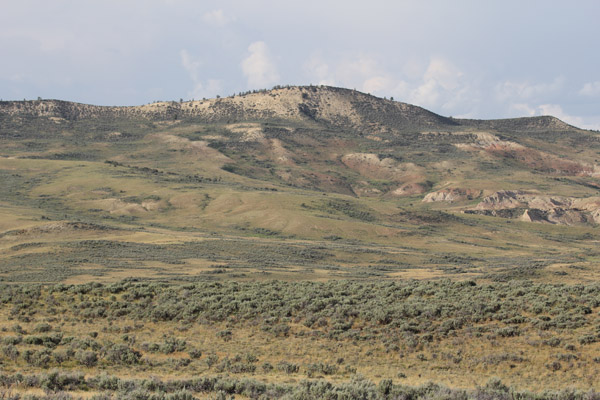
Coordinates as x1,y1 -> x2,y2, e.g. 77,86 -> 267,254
1,86 -> 600,397
1,85 -> 600,284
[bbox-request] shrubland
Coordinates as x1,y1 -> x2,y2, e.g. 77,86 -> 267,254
1,279 -> 600,397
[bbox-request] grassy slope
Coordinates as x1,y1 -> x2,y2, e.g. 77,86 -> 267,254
1,87 -> 600,395
1,155 -> 598,284
1,103 -> 599,284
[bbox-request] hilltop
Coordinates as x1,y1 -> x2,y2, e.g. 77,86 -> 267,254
1,85 -> 574,130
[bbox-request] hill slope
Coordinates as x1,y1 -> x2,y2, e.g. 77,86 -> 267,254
1,85 -> 600,284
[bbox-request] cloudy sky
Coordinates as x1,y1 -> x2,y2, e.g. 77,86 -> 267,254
2,1 -> 600,129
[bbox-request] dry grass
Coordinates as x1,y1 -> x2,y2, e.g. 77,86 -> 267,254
1,280 -> 599,393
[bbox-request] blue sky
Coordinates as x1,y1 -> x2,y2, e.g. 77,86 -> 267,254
2,1 -> 599,129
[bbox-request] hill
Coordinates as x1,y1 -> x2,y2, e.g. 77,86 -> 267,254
1,85 -> 600,284
2,86 -> 600,395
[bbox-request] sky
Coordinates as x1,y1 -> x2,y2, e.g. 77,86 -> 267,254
1,1 -> 600,129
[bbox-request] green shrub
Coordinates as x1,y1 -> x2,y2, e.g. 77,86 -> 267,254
75,350 -> 98,367
23,348 -> 52,367
2,344 -> 19,361
103,344 -> 141,365
276,361 -> 299,374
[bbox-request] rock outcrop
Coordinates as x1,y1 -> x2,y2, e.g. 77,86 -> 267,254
466,190 -> 600,225
423,188 -> 483,203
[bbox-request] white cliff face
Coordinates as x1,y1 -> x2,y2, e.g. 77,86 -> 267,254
422,188 -> 483,203
474,190 -> 529,210
468,190 -> 600,226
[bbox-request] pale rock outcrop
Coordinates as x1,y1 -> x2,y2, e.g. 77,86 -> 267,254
475,190 -> 529,210
471,190 -> 600,226
423,188 -> 483,203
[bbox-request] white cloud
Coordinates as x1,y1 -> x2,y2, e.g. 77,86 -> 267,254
241,41 -> 280,89
495,77 -> 564,102
180,49 -> 201,82
410,79 -> 440,108
304,54 -> 388,93
362,76 -> 393,94
180,49 -> 222,99
423,58 -> 462,91
401,58 -> 425,80
202,9 -> 234,26
190,79 -> 222,100
509,103 -> 537,116
407,58 -> 468,109
579,81 -> 600,97
336,56 -> 391,94
441,84 -> 479,114
391,81 -> 411,99
305,54 -> 395,95
303,55 -> 335,86
343,56 -> 379,79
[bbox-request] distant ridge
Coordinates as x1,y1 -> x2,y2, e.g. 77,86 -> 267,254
0,85 -> 583,132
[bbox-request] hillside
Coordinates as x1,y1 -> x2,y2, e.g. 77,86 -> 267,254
2,86 -> 600,395
1,85 -> 600,284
